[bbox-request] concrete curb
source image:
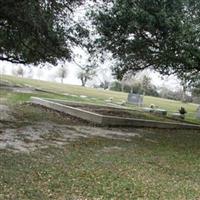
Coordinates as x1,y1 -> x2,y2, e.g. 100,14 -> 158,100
30,97 -> 200,130
31,97 -> 103,124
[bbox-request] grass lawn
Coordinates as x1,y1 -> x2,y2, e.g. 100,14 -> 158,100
1,128 -> 200,199
0,75 -> 200,199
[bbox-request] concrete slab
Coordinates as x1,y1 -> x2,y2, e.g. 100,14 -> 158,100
31,97 -> 103,124
154,109 -> 167,116
171,113 -> 185,120
30,97 -> 200,130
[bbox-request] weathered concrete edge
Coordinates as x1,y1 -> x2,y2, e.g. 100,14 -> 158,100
30,97 -> 200,130
101,116 -> 200,129
31,97 -> 103,124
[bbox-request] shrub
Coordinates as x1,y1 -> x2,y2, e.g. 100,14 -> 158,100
179,107 -> 187,115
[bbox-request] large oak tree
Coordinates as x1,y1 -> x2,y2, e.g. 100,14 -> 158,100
0,0 -> 85,65
92,0 -> 200,82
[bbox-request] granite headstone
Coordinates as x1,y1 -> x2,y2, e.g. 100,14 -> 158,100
127,93 -> 143,106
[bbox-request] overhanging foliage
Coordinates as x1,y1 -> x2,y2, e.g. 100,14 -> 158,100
92,0 -> 200,81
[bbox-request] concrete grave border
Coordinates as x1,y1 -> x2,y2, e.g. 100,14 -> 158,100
31,97 -> 200,130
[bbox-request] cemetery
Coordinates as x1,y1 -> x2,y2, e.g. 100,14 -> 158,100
31,97 -> 200,129
1,1 -> 200,198
1,75 -> 200,200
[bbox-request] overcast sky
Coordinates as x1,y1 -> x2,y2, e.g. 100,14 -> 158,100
0,60 -> 182,92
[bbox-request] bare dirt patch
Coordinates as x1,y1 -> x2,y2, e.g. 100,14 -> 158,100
0,102 -> 142,153
61,103 -> 138,118
0,102 -> 143,153
0,104 -> 16,121
0,122 -> 142,153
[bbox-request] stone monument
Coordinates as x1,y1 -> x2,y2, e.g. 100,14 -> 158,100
127,93 -> 143,106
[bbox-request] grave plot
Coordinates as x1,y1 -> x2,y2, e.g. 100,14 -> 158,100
37,98 -> 170,120
53,101 -> 173,122
31,97 -> 200,130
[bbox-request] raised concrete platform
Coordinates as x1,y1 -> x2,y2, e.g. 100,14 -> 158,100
31,97 -> 103,124
171,113 -> 185,120
143,107 -> 167,116
30,97 -> 200,130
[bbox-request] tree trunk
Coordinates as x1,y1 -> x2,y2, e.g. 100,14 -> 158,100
81,78 -> 86,87
182,85 -> 186,102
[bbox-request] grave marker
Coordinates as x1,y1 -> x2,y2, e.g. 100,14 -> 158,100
127,93 -> 143,106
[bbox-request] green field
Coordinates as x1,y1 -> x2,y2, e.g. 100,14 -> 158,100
1,74 -> 199,124
0,74 -> 200,200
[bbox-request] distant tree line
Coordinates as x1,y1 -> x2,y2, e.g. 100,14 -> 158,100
108,76 -> 200,103
109,80 -> 159,97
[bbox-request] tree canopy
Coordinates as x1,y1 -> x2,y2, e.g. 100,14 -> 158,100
1,0 -> 200,84
92,0 -> 200,81
0,0 -> 85,65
